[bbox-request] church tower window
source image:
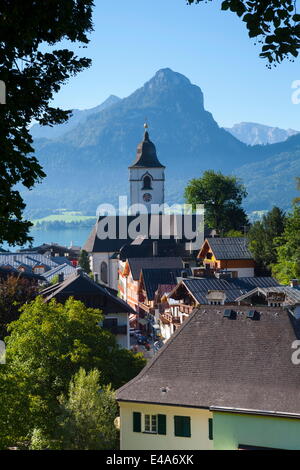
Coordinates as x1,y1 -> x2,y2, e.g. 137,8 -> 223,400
142,175 -> 152,190
100,261 -> 108,284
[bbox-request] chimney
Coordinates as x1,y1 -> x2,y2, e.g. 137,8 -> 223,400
290,279 -> 299,288
153,241 -> 158,257
58,273 -> 64,283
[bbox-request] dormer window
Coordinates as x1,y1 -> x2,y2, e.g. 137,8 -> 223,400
142,175 -> 152,190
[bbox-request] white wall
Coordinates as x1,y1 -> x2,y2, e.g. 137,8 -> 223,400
119,401 -> 213,450
129,167 -> 165,210
90,252 -> 119,290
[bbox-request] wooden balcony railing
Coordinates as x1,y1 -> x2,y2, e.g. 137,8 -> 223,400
179,304 -> 195,315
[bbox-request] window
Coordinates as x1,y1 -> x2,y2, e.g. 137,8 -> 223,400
144,414 -> 157,433
133,412 -> 166,434
100,261 -> 108,284
142,175 -> 152,190
174,416 -> 191,437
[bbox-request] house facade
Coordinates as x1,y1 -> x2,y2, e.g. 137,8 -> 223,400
117,305 -> 300,450
198,237 -> 255,278
40,268 -> 133,348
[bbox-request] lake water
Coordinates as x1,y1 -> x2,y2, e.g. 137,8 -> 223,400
2,226 -> 93,251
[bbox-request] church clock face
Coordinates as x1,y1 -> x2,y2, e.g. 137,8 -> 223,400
143,193 -> 152,202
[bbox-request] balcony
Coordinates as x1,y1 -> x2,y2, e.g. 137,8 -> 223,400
179,304 -> 195,315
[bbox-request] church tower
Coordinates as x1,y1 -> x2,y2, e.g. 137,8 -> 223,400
129,124 -> 165,211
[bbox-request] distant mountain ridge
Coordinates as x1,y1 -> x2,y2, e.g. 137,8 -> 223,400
30,95 -> 121,140
22,68 -> 300,219
225,122 -> 299,145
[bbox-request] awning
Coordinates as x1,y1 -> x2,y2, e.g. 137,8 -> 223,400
138,318 -> 148,326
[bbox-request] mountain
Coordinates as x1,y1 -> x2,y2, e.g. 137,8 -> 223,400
30,95 -> 121,140
225,122 -> 299,145
21,68 -> 300,219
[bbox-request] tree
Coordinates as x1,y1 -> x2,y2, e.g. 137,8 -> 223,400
272,204 -> 300,283
0,1 -> 94,246
184,170 -> 248,233
187,0 -> 300,65
0,275 -> 38,339
247,206 -> 286,273
78,249 -> 91,274
57,368 -> 118,450
4,297 -> 145,440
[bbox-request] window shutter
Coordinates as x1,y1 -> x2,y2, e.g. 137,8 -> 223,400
133,412 -> 141,432
157,414 -> 166,435
183,416 -> 191,437
174,416 -> 191,437
208,418 -> 213,440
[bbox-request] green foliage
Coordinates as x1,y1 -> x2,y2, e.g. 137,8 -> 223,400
51,274 -> 59,285
1,297 -> 145,446
0,275 -> 38,339
184,170 -> 248,233
0,0 -> 94,246
272,205 -> 300,284
247,206 -> 286,272
78,249 -> 91,273
225,230 -> 244,237
187,0 -> 300,65
57,368 -> 118,450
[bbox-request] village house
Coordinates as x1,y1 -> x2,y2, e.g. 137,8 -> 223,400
117,304 -> 300,450
198,237 -> 255,278
40,267 -> 133,349
0,252 -> 72,277
159,276 -> 280,335
137,267 -> 191,337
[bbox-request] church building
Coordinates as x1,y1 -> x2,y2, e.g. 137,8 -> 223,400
83,125 -> 202,291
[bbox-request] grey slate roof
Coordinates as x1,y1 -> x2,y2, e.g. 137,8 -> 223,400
117,305 -> 300,415
202,237 -> 253,260
0,252 -> 71,272
129,131 -> 165,169
83,214 -> 205,255
43,263 -> 77,282
171,277 -> 279,304
235,286 -> 300,306
141,267 -> 192,301
40,269 -> 134,315
128,257 -> 183,281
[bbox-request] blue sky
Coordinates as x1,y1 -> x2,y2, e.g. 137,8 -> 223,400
49,0 -> 300,129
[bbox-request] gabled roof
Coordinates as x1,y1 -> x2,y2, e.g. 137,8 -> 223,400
235,286 -> 300,306
128,257 -> 183,281
83,214 -> 206,255
0,252 -> 71,272
198,237 -> 253,260
140,267 -> 192,301
43,263 -> 77,282
117,305 -> 300,415
170,276 -> 279,305
40,269 -> 134,314
129,130 -> 165,169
